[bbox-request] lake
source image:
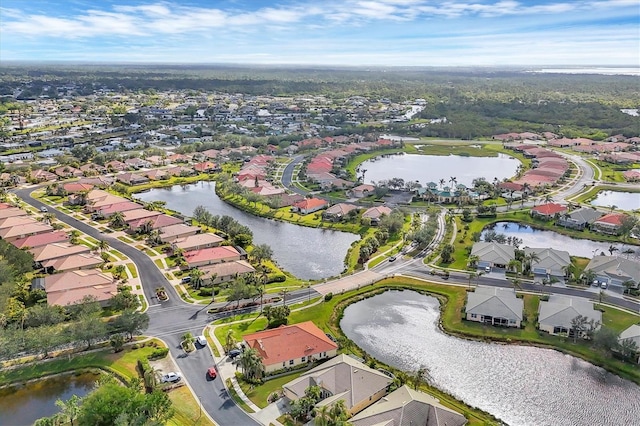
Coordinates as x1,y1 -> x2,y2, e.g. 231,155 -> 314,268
340,290 -> 640,426
361,153 -> 520,187
135,181 -> 360,280
0,372 -> 98,425
590,191 -> 640,212
482,222 -> 639,259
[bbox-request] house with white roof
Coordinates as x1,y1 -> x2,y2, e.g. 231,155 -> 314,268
538,295 -> 602,336
465,286 -> 523,327
470,242 -> 515,269
524,247 -> 571,278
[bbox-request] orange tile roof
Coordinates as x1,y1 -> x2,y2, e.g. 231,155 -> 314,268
531,203 -> 567,216
184,245 -> 240,264
594,212 -> 626,226
243,321 -> 338,367
294,197 -> 328,210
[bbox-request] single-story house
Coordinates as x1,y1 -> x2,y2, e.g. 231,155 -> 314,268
127,214 -> 183,233
193,161 -> 220,173
291,197 -> 329,215
591,212 -> 628,235
465,286 -> 523,327
349,184 -> 375,198
531,203 -> 568,219
91,201 -> 143,219
199,260 -> 255,285
538,295 -> 602,336
0,221 -> 53,242
0,215 -> 36,230
322,203 -> 358,221
524,247 -> 571,277
62,183 -> 94,194
145,169 -> 169,181
105,160 -> 127,172
42,253 -> 103,272
158,223 -> 201,243
45,269 -> 116,307
556,208 -> 603,230
0,207 -> 27,219
470,242 -> 515,269
116,172 -> 150,186
122,209 -> 162,224
183,245 -> 243,268
361,206 -> 392,225
350,385 -> 468,426
619,324 -> 640,364
584,256 -> 640,289
29,242 -> 91,265
243,321 -> 338,373
172,233 -> 224,252
283,354 -> 392,416
30,169 -> 58,182
10,230 -> 69,249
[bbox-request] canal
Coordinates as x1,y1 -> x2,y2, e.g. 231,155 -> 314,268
135,181 -> 360,280
340,290 -> 640,426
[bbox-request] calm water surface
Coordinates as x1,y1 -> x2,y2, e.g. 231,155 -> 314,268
135,182 -> 359,280
590,191 -> 640,212
361,153 -> 520,187
340,290 -> 640,426
483,222 -> 639,259
0,373 -> 97,425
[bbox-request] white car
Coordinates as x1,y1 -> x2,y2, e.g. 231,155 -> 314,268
161,372 -> 182,383
196,335 -> 207,346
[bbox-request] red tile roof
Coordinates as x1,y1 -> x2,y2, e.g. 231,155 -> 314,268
594,212 -> 626,226
183,246 -> 241,264
531,203 -> 567,216
11,231 -> 69,249
293,198 -> 328,211
63,183 -> 94,193
243,321 -> 338,367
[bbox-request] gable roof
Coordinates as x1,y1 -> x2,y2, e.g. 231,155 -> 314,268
172,233 -> 224,250
470,242 -> 515,265
293,197 -> 329,211
244,321 -> 338,367
122,209 -> 162,223
585,256 -> 640,284
158,223 -> 201,240
29,242 -> 91,262
324,203 -> 358,216
0,216 -> 39,230
362,206 -> 392,219
10,231 -> 69,249
466,286 -> 523,320
0,207 -> 28,219
285,354 -> 392,411
183,245 -> 241,264
523,247 -> 571,270
593,212 -> 627,227
199,259 -> 255,279
350,385 -> 468,426
42,253 -> 103,271
567,208 -> 603,224
619,324 -> 640,347
127,214 -> 183,231
45,269 -> 116,306
538,295 -> 602,328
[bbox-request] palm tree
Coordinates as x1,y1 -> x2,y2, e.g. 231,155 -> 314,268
280,289 -> 289,306
438,178 -> 445,189
182,332 -> 196,353
608,205 -> 617,212
468,255 -> 479,268
448,176 -> 457,189
523,252 -> 540,275
544,194 -> 553,203
189,267 -> 205,290
97,239 -> 109,253
412,365 -> 432,390
607,245 -> 618,256
238,347 -> 265,381
224,329 -> 236,353
69,230 -> 80,244
507,259 -> 522,276
114,264 -> 127,280
467,272 -> 477,289
582,269 -> 597,286
110,211 -> 126,228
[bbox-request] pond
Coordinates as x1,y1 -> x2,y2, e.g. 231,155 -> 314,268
135,181 -> 360,280
340,290 -> 640,426
0,372 -> 98,425
482,222 -> 639,259
590,191 -> 640,212
360,153 -> 520,187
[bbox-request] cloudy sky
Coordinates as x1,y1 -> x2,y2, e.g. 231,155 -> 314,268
1,0 -> 638,66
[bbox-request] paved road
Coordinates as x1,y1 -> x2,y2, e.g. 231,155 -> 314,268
281,154 -> 307,195
15,188 -> 260,426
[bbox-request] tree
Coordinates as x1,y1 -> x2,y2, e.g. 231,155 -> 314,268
69,230 -> 81,245
110,289 -> 139,311
582,269 -> 596,286
111,310 -> 150,341
55,394 -> 82,426
440,244 -> 454,264
412,364 -> 431,390
522,251 -> 540,275
619,338 -> 639,362
224,329 -> 236,353
97,240 -> 110,253
262,304 -> 290,328
74,313 -> 108,350
188,267 -> 205,290
110,334 -> 126,353
591,327 -> 619,355
238,347 -> 265,381
110,211 -> 126,229
182,331 -> 196,352
251,244 -> 273,265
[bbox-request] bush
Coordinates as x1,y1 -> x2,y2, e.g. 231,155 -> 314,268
148,347 -> 169,360
324,292 -> 333,302
267,274 -> 286,283
199,287 -> 213,296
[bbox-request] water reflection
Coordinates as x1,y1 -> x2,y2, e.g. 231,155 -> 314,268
361,153 -> 520,187
590,191 -> 640,212
482,222 -> 639,259
135,182 -> 360,280
340,290 -> 640,426
0,372 -> 98,426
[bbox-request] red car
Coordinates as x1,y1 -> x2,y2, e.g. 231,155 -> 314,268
207,367 -> 217,379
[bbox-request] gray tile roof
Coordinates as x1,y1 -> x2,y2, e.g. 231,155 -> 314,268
471,242 -> 515,265
466,286 -> 523,320
524,247 -> 571,271
538,295 -> 602,329
585,256 -> 640,284
619,324 -> 640,347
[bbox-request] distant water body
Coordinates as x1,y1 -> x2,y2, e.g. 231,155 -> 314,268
531,68 -> 639,76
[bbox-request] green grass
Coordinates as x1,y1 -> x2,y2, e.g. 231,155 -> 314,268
117,236 -> 135,243
154,259 -> 166,269
108,250 -> 127,261
239,372 -> 303,408
225,378 -> 255,413
166,386 -> 214,426
126,263 -> 138,278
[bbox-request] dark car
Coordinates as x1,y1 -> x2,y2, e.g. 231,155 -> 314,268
228,349 -> 241,359
207,367 -> 217,379
389,256 -> 397,262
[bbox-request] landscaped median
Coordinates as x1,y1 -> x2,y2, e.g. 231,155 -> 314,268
212,276 -> 640,424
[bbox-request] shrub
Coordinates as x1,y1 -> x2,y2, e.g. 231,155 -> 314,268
268,274 -> 286,283
268,392 -> 281,403
324,292 -> 333,302
148,347 -> 169,360
199,287 -> 213,296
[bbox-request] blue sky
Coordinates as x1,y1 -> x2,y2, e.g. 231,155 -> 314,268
1,0 -> 638,66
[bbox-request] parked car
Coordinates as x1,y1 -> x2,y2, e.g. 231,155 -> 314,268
161,372 -> 182,383
207,367 -> 217,379
228,349 -> 241,359
196,335 -> 207,346
600,282 -> 608,289
485,266 -> 491,273
181,276 -> 191,284
389,256 -> 397,262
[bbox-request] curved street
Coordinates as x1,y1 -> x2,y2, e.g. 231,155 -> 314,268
12,147 -> 640,425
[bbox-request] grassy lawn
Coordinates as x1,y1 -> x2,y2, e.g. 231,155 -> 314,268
109,249 -> 127,261
239,371 -> 303,408
166,386 -> 214,426
225,378 -> 255,413
126,263 -> 138,278
117,235 -> 135,243
154,259 -> 166,269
